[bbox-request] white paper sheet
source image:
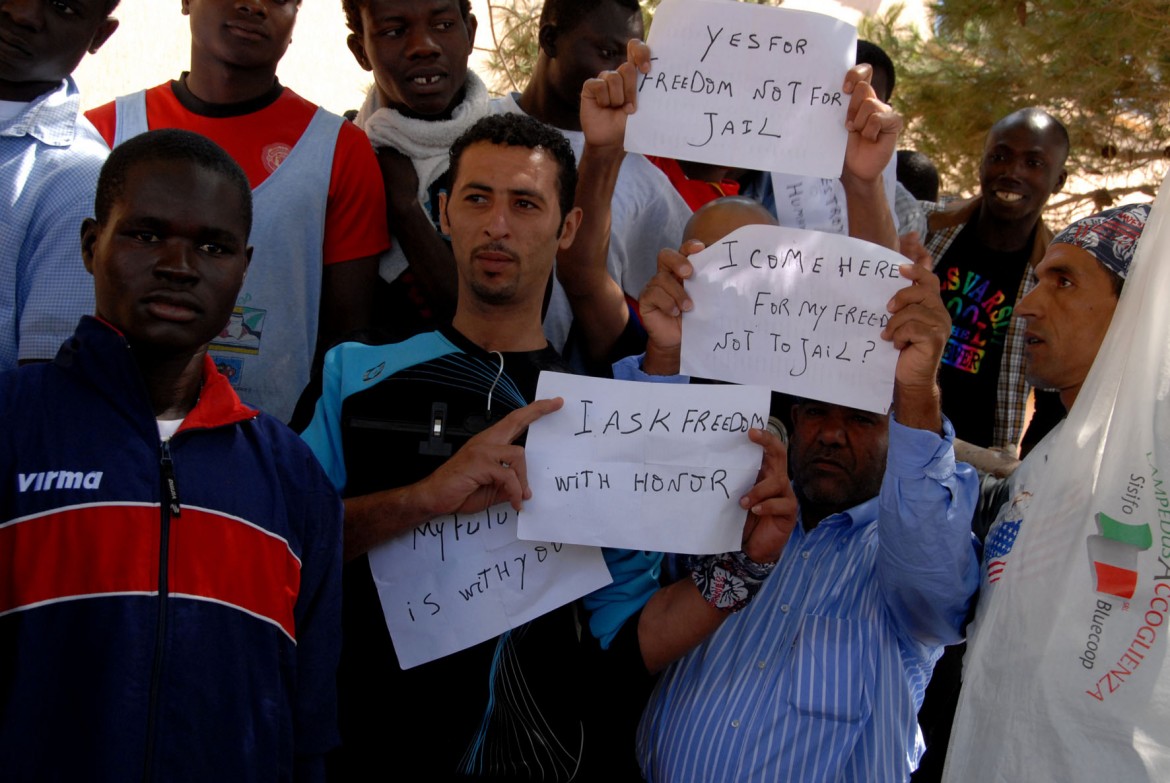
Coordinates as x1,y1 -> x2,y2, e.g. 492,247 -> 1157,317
519,371 -> 770,554
368,504 -> 612,670
625,0 -> 856,178
680,223 -> 907,413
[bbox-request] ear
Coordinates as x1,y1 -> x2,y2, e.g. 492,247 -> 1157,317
80,218 -> 100,275
438,192 -> 451,235
244,245 -> 253,274
347,33 -> 372,72
181,0 -> 190,15
465,12 -> 478,49
1053,167 -> 1068,195
88,17 -> 119,55
556,206 -> 583,251
537,23 -> 558,58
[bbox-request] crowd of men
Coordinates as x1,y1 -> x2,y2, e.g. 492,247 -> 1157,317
0,0 -> 1164,781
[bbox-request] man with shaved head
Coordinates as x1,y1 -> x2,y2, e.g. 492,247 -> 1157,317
922,108 -> 1070,453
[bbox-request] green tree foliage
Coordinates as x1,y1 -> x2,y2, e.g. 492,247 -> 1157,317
862,1 -> 1170,213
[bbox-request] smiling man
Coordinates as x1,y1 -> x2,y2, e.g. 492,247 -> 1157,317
922,108 -> 1069,452
1,0 -> 118,370
0,129 -> 343,782
86,0 -> 389,423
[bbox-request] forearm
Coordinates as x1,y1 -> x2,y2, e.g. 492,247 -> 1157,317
318,256 -> 378,352
892,379 -> 944,436
343,483 -> 436,562
954,439 -> 1021,479
389,200 -> 459,318
559,143 -> 630,362
637,578 -> 727,674
843,172 -> 898,251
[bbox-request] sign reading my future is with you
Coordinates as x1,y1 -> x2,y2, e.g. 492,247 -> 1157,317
625,0 -> 857,178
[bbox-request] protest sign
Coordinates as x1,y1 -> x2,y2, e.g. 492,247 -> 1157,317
368,504 -> 611,670
519,371 -> 770,554
625,0 -> 856,178
679,223 -> 906,413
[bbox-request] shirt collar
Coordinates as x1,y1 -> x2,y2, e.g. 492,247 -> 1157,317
0,77 -> 83,146
799,495 -> 881,532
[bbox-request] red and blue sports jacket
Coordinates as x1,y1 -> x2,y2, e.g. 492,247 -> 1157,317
0,317 -> 343,782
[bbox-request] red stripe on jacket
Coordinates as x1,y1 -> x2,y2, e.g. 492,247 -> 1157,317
0,504 -> 300,639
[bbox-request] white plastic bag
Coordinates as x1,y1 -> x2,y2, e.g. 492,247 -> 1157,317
945,178 -> 1170,782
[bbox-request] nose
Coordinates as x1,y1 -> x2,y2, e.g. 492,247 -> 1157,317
1,0 -> 43,30
235,0 -> 267,18
404,25 -> 442,59
484,204 -> 510,239
815,411 -> 848,447
155,241 -> 200,283
1016,281 -> 1045,320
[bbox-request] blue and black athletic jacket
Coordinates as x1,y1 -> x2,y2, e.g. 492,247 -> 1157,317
0,317 -> 343,782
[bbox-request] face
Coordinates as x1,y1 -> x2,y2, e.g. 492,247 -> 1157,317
543,0 -> 643,109
789,402 -> 888,521
979,117 -> 1068,224
0,0 -> 118,102
440,141 -> 580,309
82,158 -> 252,356
684,200 -> 776,246
1016,243 -> 1119,410
348,0 -> 475,119
182,0 -> 298,73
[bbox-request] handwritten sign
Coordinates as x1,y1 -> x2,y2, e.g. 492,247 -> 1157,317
680,223 -> 907,413
519,371 -> 770,554
625,0 -> 856,178
368,504 -> 612,670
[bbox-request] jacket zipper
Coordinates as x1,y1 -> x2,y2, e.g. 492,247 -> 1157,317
143,439 -> 181,782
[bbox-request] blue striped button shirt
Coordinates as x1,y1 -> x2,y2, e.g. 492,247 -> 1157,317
637,419 -> 980,783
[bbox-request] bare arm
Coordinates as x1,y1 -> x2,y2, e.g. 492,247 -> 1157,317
342,398 -> 563,561
378,146 -> 458,320
558,40 -> 654,362
319,255 -> 378,353
638,428 -> 797,672
840,65 -> 901,251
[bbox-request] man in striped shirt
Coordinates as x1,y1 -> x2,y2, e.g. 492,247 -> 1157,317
628,194 -> 982,781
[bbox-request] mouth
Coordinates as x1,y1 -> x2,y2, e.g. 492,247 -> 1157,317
993,190 -> 1025,204
472,248 -> 518,275
225,21 -> 268,41
404,70 -> 447,91
0,28 -> 32,59
143,294 -> 202,322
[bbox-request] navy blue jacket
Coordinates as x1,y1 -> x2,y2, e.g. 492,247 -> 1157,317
0,317 -> 343,782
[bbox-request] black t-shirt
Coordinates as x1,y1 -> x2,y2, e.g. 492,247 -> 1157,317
323,327 -> 650,781
935,221 -> 1032,447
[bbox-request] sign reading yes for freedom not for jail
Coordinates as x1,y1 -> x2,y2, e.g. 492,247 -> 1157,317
625,0 -> 856,178
520,371 -> 770,554
682,224 -> 908,414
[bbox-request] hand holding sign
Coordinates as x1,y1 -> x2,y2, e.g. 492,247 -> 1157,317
882,251 -> 950,432
415,397 -> 564,516
639,240 -> 700,376
842,65 -> 902,184
624,0 -> 856,178
739,427 -> 799,564
578,39 -> 652,150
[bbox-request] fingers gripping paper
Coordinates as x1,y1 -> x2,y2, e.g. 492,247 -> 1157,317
945,181 -> 1170,781
624,0 -> 856,178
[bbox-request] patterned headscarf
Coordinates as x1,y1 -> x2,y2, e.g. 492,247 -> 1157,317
1051,202 -> 1151,279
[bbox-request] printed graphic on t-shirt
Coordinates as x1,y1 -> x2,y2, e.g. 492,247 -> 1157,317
262,142 -> 291,174
940,266 -> 1014,374
211,304 -> 266,356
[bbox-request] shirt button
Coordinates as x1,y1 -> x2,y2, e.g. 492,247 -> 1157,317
757,660 -> 766,670
802,551 -> 811,560
731,719 -> 741,728
780,604 -> 790,613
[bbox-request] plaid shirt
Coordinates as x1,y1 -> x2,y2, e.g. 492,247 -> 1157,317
922,197 -> 1053,451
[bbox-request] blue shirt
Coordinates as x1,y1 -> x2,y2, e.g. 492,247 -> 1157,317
615,356 -> 980,782
0,78 -> 106,369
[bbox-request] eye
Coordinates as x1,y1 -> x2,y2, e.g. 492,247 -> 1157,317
514,198 -> 538,210
379,25 -> 405,38
198,242 -> 230,256
49,0 -> 78,15
1026,157 -> 1044,168
130,230 -> 160,243
434,20 -> 456,31
599,48 -> 619,59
